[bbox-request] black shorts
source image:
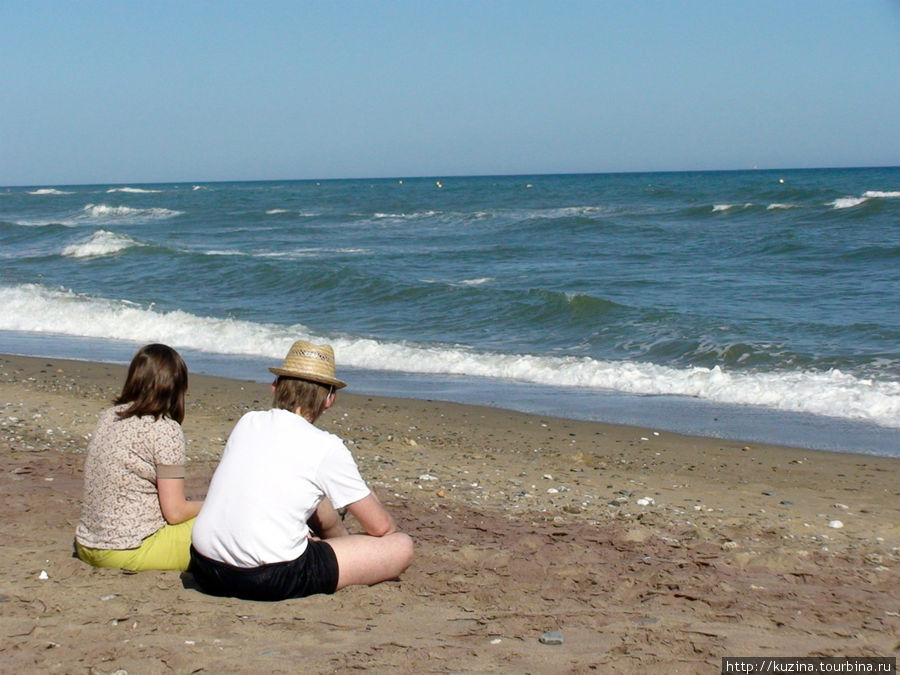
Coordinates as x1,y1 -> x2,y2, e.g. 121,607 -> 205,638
188,541 -> 340,601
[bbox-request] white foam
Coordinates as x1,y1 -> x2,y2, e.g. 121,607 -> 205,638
372,211 -> 439,219
830,197 -> 868,209
826,190 -> 900,209
257,248 -> 369,259
0,284 -> 295,360
423,277 -> 494,288
61,230 -> 141,258
712,204 -> 733,212
524,206 -> 604,219
828,190 -> 899,210
1,283 -> 897,429
204,250 -> 249,257
27,188 -> 73,195
106,187 -> 161,193
767,203 -> 795,210
83,203 -> 183,221
266,209 -> 290,214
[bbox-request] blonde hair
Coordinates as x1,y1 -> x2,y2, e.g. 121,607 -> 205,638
272,377 -> 331,422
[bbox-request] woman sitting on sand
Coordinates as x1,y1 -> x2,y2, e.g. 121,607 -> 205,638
74,343 -> 202,571
189,340 -> 414,601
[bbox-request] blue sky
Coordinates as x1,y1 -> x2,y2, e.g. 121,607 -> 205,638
2,1 -> 898,185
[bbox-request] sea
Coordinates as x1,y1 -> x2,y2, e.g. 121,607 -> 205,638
1,168 -> 898,457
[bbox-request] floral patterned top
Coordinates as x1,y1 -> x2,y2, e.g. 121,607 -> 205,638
75,404 -> 186,550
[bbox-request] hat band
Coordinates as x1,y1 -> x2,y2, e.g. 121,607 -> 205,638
292,349 -> 331,362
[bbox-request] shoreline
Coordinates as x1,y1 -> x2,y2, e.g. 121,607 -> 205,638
1,331 -> 896,457
1,353 -> 897,671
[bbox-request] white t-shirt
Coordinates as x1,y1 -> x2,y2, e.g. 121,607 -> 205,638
191,408 -> 370,567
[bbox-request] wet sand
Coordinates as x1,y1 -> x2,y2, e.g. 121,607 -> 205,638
1,353 -> 897,673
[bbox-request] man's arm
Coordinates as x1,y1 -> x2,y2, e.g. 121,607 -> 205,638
347,492 -> 398,537
308,498 -> 350,539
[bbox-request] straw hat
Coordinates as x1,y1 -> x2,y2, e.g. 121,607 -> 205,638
269,340 -> 347,389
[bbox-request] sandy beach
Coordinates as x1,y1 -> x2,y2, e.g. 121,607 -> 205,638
1,353 -> 897,673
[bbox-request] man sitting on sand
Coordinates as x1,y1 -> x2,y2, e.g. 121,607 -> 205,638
189,340 -> 414,601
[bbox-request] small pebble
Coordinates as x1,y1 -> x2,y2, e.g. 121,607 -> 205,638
539,631 -> 564,645
828,520 -> 844,529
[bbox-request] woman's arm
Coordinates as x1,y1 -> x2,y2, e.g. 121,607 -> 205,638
157,477 -> 202,524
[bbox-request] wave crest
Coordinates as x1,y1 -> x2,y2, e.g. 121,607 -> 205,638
27,188 -> 73,195
83,203 -> 183,220
830,190 -> 900,209
0,283 -> 896,429
62,230 -> 141,258
106,187 -> 162,194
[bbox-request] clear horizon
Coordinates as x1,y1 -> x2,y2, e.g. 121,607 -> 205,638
3,1 -> 899,186
4,164 -> 899,190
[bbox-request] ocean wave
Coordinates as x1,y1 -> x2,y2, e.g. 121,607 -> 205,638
829,197 -> 869,209
61,230 -> 141,258
863,190 -> 900,199
257,248 -> 370,259
424,277 -> 495,288
82,203 -> 183,221
204,249 -> 249,257
106,187 -> 161,193
1,283 -> 897,429
829,190 -> 900,209
522,206 -> 605,219
766,203 -> 796,210
372,211 -> 440,219
27,188 -> 73,195
712,203 -> 753,212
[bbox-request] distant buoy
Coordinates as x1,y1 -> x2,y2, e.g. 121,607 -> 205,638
398,180 -> 403,184
436,181 -> 443,188
779,178 -> 785,184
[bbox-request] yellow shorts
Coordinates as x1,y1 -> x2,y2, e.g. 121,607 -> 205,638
76,519 -> 196,571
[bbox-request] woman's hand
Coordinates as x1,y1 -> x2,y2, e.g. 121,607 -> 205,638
157,478 -> 203,524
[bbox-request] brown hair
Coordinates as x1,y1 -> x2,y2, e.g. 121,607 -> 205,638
115,344 -> 188,424
272,376 -> 332,422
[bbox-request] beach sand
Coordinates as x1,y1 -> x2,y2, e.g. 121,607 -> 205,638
1,353 -> 897,673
